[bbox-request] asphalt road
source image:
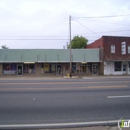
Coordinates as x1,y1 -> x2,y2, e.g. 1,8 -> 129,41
0,77 -> 130,129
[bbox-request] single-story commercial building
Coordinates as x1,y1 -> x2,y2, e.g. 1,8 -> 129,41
0,49 -> 102,76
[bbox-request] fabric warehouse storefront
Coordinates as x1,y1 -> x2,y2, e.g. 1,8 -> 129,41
0,49 -> 100,76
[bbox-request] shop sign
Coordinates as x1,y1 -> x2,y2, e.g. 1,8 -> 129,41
44,64 -> 49,71
121,42 -> 126,55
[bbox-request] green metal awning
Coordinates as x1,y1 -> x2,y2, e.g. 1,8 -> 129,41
0,49 -> 100,63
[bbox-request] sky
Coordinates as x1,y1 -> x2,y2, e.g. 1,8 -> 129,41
0,0 -> 130,49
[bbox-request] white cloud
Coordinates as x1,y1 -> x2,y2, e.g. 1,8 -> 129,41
0,0 -> 130,48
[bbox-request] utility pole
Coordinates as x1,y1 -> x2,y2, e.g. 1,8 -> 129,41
69,15 -> 72,77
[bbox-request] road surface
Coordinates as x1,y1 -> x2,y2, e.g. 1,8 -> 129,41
0,77 -> 130,129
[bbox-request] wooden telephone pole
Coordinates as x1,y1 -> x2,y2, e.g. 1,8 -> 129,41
69,15 -> 72,77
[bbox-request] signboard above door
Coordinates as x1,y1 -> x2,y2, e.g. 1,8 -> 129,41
121,42 -> 126,55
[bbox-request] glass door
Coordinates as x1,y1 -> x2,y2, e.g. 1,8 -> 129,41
92,64 -> 98,75
122,63 -> 127,74
57,64 -> 62,75
17,65 -> 23,76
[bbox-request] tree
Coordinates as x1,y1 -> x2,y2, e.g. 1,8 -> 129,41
1,45 -> 8,49
68,35 -> 88,49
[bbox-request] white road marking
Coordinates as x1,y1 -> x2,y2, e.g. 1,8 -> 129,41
0,81 -> 130,85
0,85 -> 127,91
107,95 -> 130,98
0,120 -> 119,129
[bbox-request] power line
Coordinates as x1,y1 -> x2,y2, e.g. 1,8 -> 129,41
86,19 -> 130,26
0,39 -> 69,40
1,29 -> 129,38
0,38 -> 95,41
76,30 -> 130,35
72,14 -> 130,19
73,19 -> 100,36
1,29 -> 130,38
0,36 -> 68,37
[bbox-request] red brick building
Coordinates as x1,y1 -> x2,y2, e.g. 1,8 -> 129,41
86,36 -> 130,75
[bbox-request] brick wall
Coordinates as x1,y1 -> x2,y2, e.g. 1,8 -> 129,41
87,36 -> 130,57
86,37 -> 103,48
86,36 -> 130,75
103,36 -> 130,56
98,62 -> 104,75
98,48 -> 104,75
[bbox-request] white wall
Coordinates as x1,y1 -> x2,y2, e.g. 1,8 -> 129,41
104,61 -> 130,75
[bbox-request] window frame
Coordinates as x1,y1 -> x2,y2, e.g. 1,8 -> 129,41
111,45 -> 115,53
128,46 -> 130,54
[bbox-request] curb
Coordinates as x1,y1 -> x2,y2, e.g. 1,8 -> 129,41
0,76 -> 64,79
0,120 -> 118,129
63,76 -> 82,79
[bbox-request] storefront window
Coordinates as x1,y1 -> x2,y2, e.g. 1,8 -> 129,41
76,63 -> 80,73
43,64 -> 50,73
72,63 -> 76,73
3,63 -> 17,74
80,63 -> 92,73
87,66 -> 91,73
42,63 -> 56,73
114,62 -> 121,71
23,64 -> 35,73
51,64 -> 56,73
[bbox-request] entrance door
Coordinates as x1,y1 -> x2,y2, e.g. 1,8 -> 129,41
17,65 -> 23,75
107,62 -> 111,75
57,64 -> 62,75
83,66 -> 87,73
92,64 -> 98,75
123,63 -> 127,74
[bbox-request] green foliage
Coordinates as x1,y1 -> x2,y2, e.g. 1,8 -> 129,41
1,45 -> 8,49
68,35 -> 88,49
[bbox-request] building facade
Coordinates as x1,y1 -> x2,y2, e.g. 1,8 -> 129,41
0,49 -> 101,77
86,36 -> 130,75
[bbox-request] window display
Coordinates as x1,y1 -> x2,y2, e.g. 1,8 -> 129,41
23,64 -> 35,73
114,62 -> 121,71
3,63 -> 16,74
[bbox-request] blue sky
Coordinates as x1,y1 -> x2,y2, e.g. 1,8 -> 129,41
0,0 -> 130,49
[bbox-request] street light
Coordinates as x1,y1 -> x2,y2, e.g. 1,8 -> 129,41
69,15 -> 72,77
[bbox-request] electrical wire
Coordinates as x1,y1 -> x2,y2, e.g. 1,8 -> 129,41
0,38 -> 96,41
73,19 -> 100,36
86,19 -> 130,26
0,36 -> 68,37
1,29 -> 130,38
72,14 -> 130,19
0,39 -> 69,40
76,30 -> 130,35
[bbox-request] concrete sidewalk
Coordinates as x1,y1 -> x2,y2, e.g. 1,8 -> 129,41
0,76 -> 64,80
41,126 -> 129,130
0,75 -> 129,80
64,75 -> 130,79
38,126 -> 129,130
